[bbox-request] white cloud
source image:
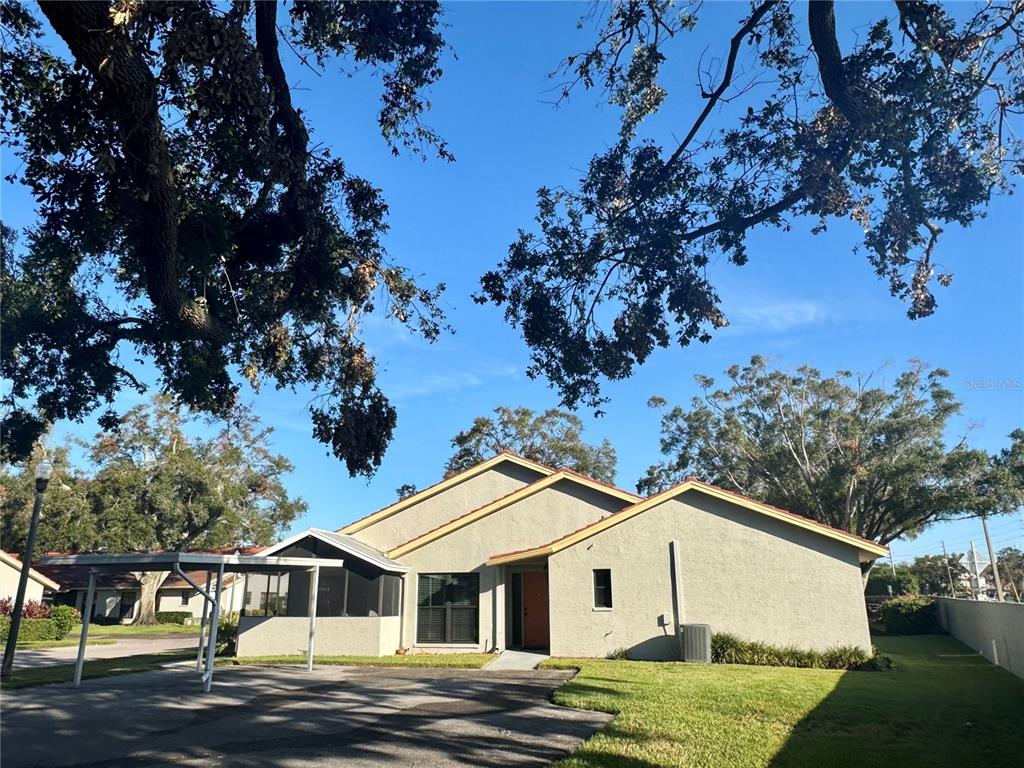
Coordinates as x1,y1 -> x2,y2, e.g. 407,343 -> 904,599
725,300 -> 833,334
386,364 -> 520,402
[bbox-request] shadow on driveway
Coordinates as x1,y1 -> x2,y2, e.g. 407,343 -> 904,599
2,664 -> 611,767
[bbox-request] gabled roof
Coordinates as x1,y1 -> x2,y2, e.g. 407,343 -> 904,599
260,528 -> 409,573
387,470 -> 641,559
487,477 -> 889,565
337,452 -> 555,536
0,550 -> 61,590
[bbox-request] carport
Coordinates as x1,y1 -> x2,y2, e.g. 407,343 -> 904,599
39,551 -> 345,691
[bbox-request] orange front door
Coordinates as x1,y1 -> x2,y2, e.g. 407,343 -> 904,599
522,571 -> 550,649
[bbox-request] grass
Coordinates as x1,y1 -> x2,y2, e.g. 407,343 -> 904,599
542,635 -> 1024,768
86,622 -> 201,637
15,637 -> 116,649
219,653 -> 494,669
0,651 -> 194,690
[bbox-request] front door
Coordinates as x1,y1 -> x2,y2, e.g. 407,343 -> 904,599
522,571 -> 550,649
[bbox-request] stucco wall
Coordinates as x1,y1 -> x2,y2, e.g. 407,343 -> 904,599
351,464 -> 546,551
0,560 -> 45,603
156,579 -> 245,618
397,480 -> 630,652
547,490 -> 872,659
236,615 -> 402,657
937,598 -> 1024,680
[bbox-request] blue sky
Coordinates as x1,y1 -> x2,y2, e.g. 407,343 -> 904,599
3,2 -> 1022,565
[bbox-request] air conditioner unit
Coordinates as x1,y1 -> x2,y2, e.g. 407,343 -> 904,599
679,623 -> 712,664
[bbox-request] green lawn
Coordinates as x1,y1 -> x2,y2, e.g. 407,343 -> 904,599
543,635 -> 1024,768
86,623 -> 201,638
219,653 -> 494,669
0,651 -> 194,690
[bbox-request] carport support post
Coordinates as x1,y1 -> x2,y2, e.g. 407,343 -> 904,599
196,569 -> 212,671
74,570 -> 97,688
202,562 -> 225,693
307,565 -> 320,672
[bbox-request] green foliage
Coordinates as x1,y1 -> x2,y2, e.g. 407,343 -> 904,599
0,617 -> 60,642
445,406 -> 618,482
216,612 -> 239,656
49,605 -> 79,639
1,1 -> 450,475
633,358 -> 1023,549
866,567 -> 920,597
997,546 -> 1024,600
1,394 -> 305,555
479,3 -> 1024,409
906,553 -> 971,597
606,647 -> 630,660
710,632 -> 871,670
880,596 -> 941,635
154,612 -> 192,625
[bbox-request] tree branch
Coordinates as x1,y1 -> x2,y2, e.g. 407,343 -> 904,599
808,0 -> 871,126
38,0 -> 225,342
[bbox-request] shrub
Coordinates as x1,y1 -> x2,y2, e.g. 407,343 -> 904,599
0,598 -> 51,618
865,569 -> 920,597
606,647 -> 630,660
0,616 -> 60,642
880,595 -> 940,634
711,632 -> 872,669
50,605 -> 80,639
155,611 -> 192,625
216,612 -> 239,656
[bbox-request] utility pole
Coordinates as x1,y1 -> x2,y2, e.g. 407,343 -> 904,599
980,515 -> 1005,602
969,541 -> 985,600
941,541 -> 956,597
888,551 -> 897,578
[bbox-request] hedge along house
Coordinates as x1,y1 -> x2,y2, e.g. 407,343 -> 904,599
235,453 -> 887,660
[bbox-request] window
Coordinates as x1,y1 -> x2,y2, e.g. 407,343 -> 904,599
241,573 -> 290,617
417,573 -> 479,644
180,590 -> 190,606
593,569 -> 613,609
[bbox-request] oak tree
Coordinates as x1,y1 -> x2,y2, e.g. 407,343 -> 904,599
1,1 -> 449,474
639,358 -> 1023,571
480,1 -> 1024,409
445,405 -> 618,483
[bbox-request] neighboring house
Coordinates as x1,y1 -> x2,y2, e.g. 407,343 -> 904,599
0,550 -> 60,604
38,547 -> 259,622
237,453 -> 887,659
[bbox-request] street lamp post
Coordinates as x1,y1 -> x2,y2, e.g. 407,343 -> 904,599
1,460 -> 54,677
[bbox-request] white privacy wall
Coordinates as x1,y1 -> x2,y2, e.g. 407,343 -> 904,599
936,598 -> 1024,680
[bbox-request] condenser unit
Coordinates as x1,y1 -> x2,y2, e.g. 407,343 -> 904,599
679,623 -> 712,664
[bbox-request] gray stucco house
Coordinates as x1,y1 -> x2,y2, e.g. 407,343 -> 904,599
236,453 -> 887,659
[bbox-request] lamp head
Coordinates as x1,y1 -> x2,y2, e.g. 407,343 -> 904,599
34,460 -> 53,491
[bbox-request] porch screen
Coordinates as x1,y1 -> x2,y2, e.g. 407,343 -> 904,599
416,573 -> 479,644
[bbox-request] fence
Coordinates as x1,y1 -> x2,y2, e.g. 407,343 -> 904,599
935,597 -> 1024,680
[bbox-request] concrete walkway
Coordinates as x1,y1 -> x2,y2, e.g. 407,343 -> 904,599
11,634 -> 198,669
1,664 -> 610,767
485,649 -> 550,671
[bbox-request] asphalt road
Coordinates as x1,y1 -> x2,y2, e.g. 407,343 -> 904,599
10,634 -> 198,669
1,664 -> 611,768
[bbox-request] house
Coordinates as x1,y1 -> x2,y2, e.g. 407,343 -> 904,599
236,453 -> 887,659
38,546 -> 260,622
0,550 -> 60,604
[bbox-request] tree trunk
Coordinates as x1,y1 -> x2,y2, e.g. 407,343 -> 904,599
132,571 -> 170,625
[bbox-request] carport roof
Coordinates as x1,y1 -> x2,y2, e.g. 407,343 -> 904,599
39,551 -> 345,573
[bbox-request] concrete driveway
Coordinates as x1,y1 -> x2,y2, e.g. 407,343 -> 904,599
1,664 -> 611,767
10,634 -> 198,669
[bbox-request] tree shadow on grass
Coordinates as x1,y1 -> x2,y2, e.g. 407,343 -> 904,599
768,635 -> 1024,768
